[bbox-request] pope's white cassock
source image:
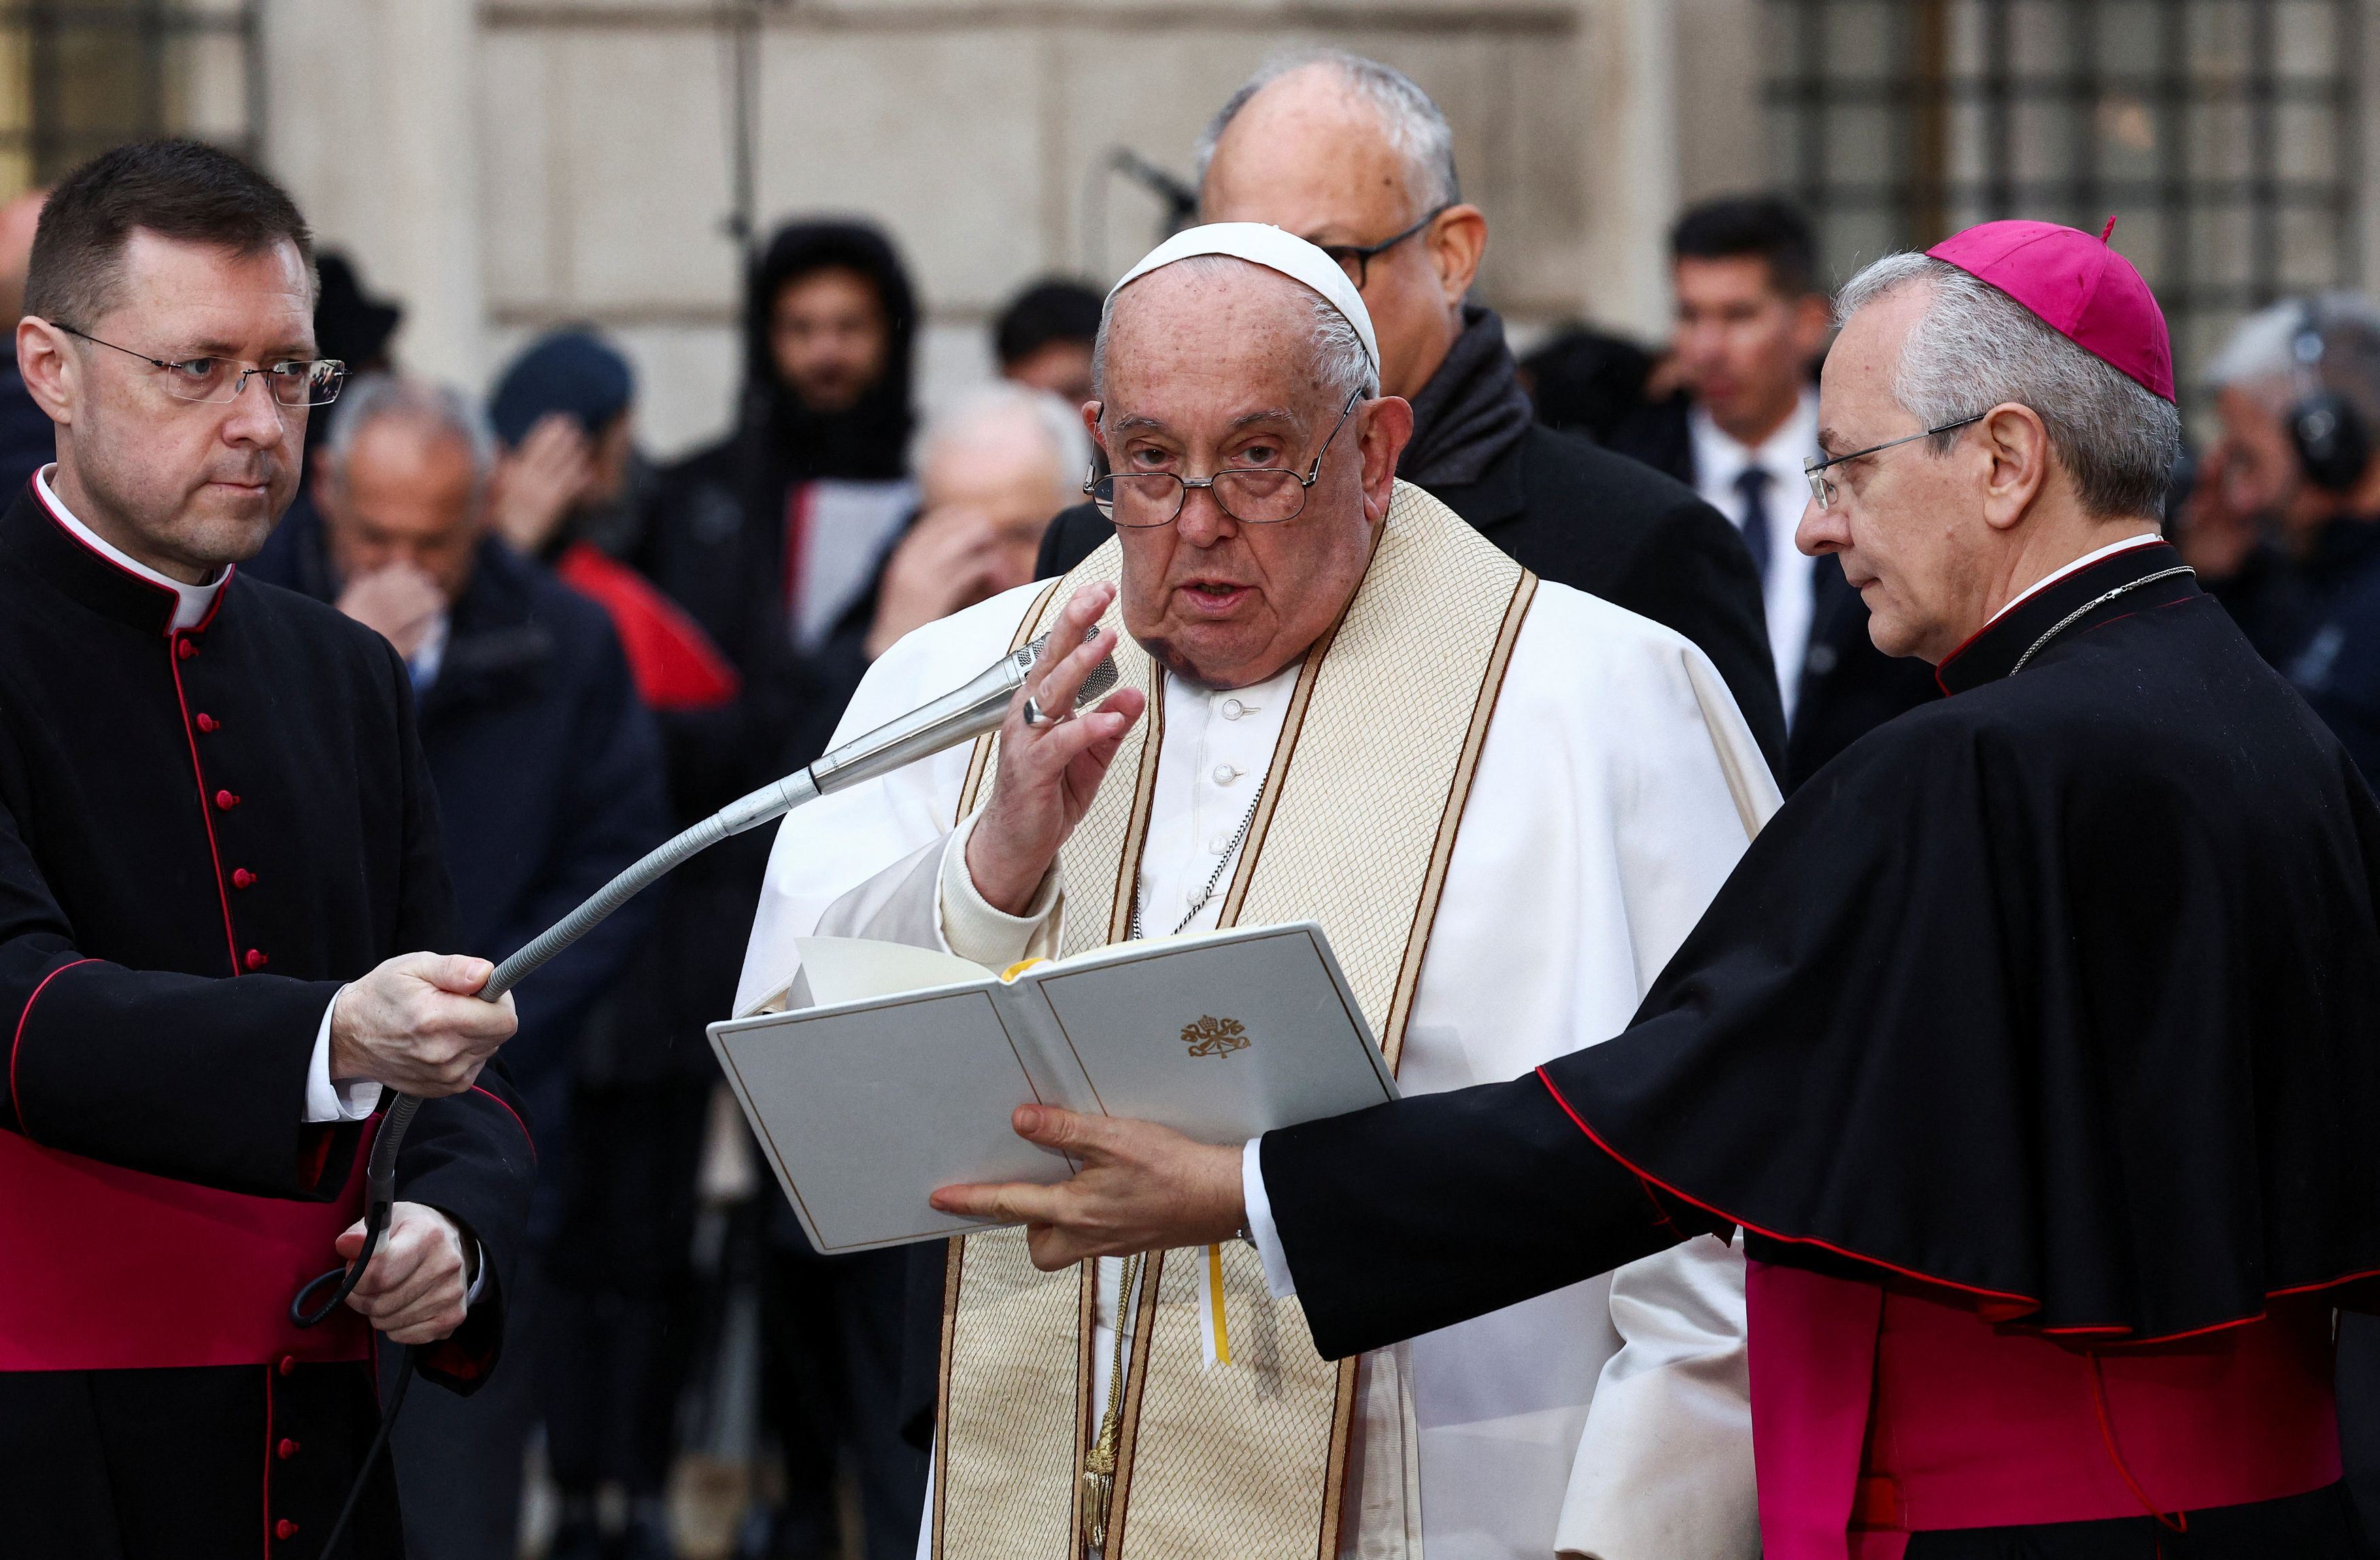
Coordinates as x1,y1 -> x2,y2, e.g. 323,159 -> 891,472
736,473 -> 1778,1559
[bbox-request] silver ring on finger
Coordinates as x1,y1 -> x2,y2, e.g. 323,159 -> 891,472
1023,694 -> 1064,729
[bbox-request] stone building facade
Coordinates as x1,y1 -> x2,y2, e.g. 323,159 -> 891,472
250,0 -> 1758,458
3,1 -> 2373,454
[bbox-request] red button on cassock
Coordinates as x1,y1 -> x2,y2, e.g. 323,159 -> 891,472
277,1438 -> 299,1461
214,790 -> 239,811
245,949 -> 268,971
175,639 -> 195,660
195,713 -> 218,732
233,868 -> 255,889
275,1519 -> 299,1540
277,1355 -> 296,1376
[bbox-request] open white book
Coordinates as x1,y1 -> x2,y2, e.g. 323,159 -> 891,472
709,921 -> 1397,1254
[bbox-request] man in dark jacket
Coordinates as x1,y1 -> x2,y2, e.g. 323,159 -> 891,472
1034,50 -> 1785,768
1604,196 -> 1941,790
249,373 -> 668,1560
632,221 -> 930,1560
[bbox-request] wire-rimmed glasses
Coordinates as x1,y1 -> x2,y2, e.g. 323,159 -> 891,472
52,322 -> 346,407
1803,413 -> 1984,509
1086,387 -> 1365,528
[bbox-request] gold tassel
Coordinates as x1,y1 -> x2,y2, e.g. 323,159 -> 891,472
1079,1254 -> 1140,1555
1081,1437 -> 1117,1554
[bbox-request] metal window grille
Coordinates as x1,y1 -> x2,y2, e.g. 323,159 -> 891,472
0,1 -> 262,195
1765,0 -> 2365,405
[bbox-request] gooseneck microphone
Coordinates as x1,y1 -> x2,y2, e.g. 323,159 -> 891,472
294,626 -> 1119,1559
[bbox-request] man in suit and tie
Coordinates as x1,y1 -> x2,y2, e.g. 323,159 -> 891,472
1615,195 -> 1941,788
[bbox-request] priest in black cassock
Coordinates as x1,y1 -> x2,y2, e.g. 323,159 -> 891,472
0,143 -> 535,1559
930,220 -> 2380,1559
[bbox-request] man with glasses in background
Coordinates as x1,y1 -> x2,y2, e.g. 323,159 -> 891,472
0,140 -> 534,1560
1034,50 -> 1786,773
741,222 -> 1773,1560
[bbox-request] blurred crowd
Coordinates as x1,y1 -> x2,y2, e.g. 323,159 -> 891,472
5,45 -> 2378,1560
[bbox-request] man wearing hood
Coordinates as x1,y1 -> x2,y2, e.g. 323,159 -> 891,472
636,221 -> 930,1560
645,220 -> 920,758
1034,50 -> 1787,772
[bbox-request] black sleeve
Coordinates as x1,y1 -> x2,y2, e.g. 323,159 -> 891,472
1601,495 -> 1788,775
1260,1071 -> 1715,1360
396,1072 -> 538,1393
478,622 -> 670,1092
0,788 -> 360,1200
1032,503 -> 1110,581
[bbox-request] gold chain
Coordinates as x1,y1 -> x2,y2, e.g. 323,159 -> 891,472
1079,1252 -> 1143,1555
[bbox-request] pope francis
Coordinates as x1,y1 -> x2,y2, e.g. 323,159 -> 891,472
736,224 -> 1777,1560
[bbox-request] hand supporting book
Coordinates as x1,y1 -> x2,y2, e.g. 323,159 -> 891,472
928,1104 -> 1247,1269
710,919 -> 1393,1254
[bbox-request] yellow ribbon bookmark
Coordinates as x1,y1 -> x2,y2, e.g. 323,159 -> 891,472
1200,1243 -> 1234,1368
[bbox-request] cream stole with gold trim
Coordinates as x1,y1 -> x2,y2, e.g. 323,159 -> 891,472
932,481 -> 1535,1560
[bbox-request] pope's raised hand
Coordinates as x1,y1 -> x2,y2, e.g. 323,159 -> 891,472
963,583 -> 1147,915
929,1104 -> 1246,1270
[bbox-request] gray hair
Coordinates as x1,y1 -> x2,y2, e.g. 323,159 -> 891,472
917,382 -> 1093,498
322,373 -> 497,486
1835,253 -> 2180,520
2204,292 -> 2380,434
1195,50 -> 1459,218
1092,254 -> 1378,416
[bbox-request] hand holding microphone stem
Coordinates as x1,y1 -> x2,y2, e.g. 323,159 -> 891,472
327,953 -> 519,1096
966,583 -> 1148,916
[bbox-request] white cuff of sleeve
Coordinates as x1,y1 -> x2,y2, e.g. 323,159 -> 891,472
462,1234 -> 489,1306
1242,1138 -> 1296,1299
303,986 -> 379,1123
936,811 -> 1062,969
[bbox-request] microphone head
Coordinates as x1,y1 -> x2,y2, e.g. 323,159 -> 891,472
1019,626 -> 1121,709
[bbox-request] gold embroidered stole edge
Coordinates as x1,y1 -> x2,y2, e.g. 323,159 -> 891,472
934,484 -> 1533,1559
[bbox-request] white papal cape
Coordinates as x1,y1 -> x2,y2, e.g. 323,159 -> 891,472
738,486 -> 1777,1560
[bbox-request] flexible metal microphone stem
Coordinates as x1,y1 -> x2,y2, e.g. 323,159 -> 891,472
296,626 -> 1115,1559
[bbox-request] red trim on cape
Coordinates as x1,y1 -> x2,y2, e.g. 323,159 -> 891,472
8,957 -> 97,1140
1531,1066 -> 2379,1344
470,1083 -> 536,1157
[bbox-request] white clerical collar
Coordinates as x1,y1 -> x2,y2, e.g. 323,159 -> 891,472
1689,388 -> 1819,496
36,464 -> 226,630
1984,531 -> 2165,630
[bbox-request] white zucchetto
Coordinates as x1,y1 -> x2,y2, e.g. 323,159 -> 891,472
1108,222 -> 1380,379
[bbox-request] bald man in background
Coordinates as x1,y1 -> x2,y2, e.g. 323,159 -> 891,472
1036,49 -> 1786,770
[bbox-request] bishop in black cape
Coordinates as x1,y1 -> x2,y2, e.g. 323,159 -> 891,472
1260,539 -> 2380,1556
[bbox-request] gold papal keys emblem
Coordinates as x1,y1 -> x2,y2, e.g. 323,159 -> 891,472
1180,1015 -> 1250,1056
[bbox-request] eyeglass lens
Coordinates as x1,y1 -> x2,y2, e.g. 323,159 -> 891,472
1101,469 -> 1307,527
157,358 -> 345,407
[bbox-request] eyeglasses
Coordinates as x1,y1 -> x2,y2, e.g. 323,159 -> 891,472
1802,413 -> 1985,509
1314,204 -> 1455,291
52,322 -> 346,407
1086,388 -> 1364,528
